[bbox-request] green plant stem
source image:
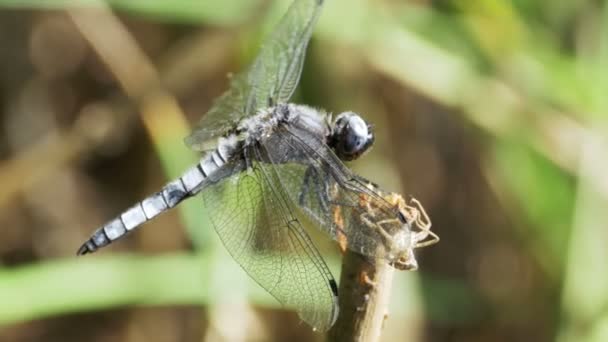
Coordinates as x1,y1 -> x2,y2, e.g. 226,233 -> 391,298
0,253 -> 284,325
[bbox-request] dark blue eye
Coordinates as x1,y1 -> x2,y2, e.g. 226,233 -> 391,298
329,112 -> 374,161
344,134 -> 363,153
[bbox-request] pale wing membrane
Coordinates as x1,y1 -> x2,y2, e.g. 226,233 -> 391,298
245,0 -> 323,112
263,127 -> 405,260
185,0 -> 324,150
201,148 -> 338,331
184,82 -> 249,151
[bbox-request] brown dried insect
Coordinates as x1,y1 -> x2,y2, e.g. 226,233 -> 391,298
333,182 -> 439,270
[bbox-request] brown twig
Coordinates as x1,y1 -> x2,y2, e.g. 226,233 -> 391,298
327,249 -> 396,342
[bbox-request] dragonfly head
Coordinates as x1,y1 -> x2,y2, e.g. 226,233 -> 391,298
329,112 -> 374,161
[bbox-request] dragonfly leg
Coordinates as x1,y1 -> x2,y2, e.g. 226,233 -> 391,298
301,166 -> 359,212
299,166 -> 331,213
298,166 -> 314,205
323,178 -> 361,209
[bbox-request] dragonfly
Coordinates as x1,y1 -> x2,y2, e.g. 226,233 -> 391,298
77,0 -> 436,331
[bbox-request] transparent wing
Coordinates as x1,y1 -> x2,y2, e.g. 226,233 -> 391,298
185,0 -> 324,150
263,126 -> 414,262
184,85 -> 249,151
201,146 -> 338,331
246,0 -> 323,108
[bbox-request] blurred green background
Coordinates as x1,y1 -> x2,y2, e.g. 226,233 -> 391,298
0,0 -> 607,341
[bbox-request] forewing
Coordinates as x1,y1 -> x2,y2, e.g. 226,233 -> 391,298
246,0 -> 323,108
201,148 -> 338,331
264,127 -> 408,261
185,0 -> 324,150
184,84 -> 249,151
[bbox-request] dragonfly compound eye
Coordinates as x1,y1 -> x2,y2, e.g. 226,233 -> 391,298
330,112 -> 374,161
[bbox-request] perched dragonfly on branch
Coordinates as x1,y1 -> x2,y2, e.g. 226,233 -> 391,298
77,0 -> 437,331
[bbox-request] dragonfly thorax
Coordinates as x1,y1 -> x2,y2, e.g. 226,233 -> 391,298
239,104 -> 330,146
238,105 -> 287,145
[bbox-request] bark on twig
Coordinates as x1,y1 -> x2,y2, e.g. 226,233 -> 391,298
327,250 -> 395,342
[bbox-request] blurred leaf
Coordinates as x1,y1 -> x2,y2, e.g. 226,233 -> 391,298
558,132 -> 608,342
0,254 -> 209,324
420,275 -> 484,324
0,0 -> 260,25
0,253 -> 316,325
492,138 -> 575,276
